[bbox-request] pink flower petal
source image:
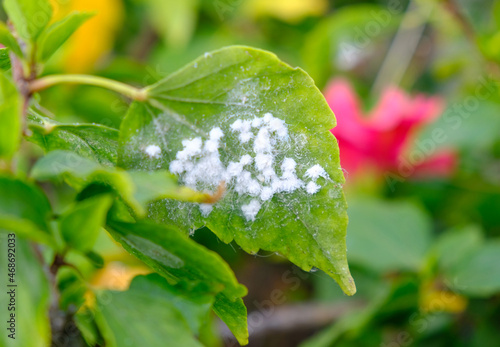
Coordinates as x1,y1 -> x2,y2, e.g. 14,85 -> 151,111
325,78 -> 452,181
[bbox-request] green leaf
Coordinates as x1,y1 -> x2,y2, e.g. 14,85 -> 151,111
94,276 -> 205,347
0,175 -> 54,245
120,46 -> 355,295
0,238 -> 51,347
106,220 -> 246,299
302,5 -> 399,87
84,250 -> 104,268
212,293 -> 248,345
0,217 -> 53,245
106,220 -> 248,343
493,0 -> 500,30
299,287 -> 390,347
130,274 -> 214,335
417,101 -> 500,152
0,72 -> 22,159
59,194 -> 113,252
445,240 -> 500,297
0,22 -> 23,57
56,266 -> 88,311
434,225 -> 484,273
27,110 -> 119,166
3,0 -> 53,41
31,150 -> 213,216
147,0 -> 198,48
75,308 -> 103,347
37,11 -> 93,63
0,48 -> 12,70
346,199 -> 432,273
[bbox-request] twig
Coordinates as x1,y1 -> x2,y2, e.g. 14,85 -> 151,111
219,300 -> 365,341
443,0 -> 477,46
443,0 -> 500,77
371,0 -> 433,95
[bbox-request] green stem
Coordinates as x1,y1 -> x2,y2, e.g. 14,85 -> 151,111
29,74 -> 148,101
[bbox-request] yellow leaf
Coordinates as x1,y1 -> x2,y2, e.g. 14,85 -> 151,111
91,261 -> 151,291
419,281 -> 467,314
241,0 -> 328,23
49,0 -> 124,73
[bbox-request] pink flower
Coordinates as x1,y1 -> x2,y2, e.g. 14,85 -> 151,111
325,78 -> 456,183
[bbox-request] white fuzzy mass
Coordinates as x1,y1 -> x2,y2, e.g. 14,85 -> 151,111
169,113 -> 330,221
145,145 -> 162,158
241,199 -> 262,221
199,203 -> 213,217
306,181 -> 321,194
305,164 -> 329,180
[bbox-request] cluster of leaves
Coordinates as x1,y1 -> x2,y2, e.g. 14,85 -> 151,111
299,198 -> 500,347
0,0 -> 354,346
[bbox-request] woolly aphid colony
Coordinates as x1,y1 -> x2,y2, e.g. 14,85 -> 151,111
145,112 -> 330,222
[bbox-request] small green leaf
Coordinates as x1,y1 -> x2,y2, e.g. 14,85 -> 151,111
37,11 -> 93,63
147,0 -> 198,48
0,217 -> 53,245
213,293 -> 249,345
3,0 -> 53,41
31,150 -> 213,216
56,266 -> 88,311
494,1 -> 500,30
105,220 -> 248,342
106,220 -> 247,299
434,226 -> 484,273
27,110 -> 119,166
445,240 -> 500,297
0,48 -> 12,70
120,46 -> 355,295
347,199 -> 432,273
0,22 -> 23,57
94,277 -> 205,347
0,238 -> 51,347
75,308 -> 103,347
84,250 -> 104,268
130,274 -> 214,335
0,72 -> 22,159
0,175 -> 54,245
302,5 -> 399,87
59,194 -> 113,252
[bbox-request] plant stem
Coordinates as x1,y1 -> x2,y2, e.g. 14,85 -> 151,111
371,0 -> 432,96
443,0 -> 500,77
29,74 -> 148,101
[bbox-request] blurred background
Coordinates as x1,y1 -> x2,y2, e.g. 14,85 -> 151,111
4,0 -> 500,346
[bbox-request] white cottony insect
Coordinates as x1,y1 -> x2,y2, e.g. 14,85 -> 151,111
306,181 -> 321,194
253,128 -> 272,153
145,145 -> 161,158
176,137 -> 202,160
255,153 -> 273,172
240,154 -> 253,166
251,117 -> 263,128
305,164 -> 329,180
239,132 -> 253,143
199,204 -> 213,217
209,127 -> 224,140
260,187 -> 274,201
281,158 -> 297,178
170,113 -> 328,221
241,199 -> 261,221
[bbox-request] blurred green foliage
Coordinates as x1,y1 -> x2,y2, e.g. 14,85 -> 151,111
2,0 -> 500,346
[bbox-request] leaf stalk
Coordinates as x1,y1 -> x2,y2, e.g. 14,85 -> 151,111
29,74 -> 148,101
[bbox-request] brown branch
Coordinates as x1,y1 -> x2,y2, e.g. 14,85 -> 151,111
443,0 -> 500,77
443,0 -> 476,45
219,300 -> 366,342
